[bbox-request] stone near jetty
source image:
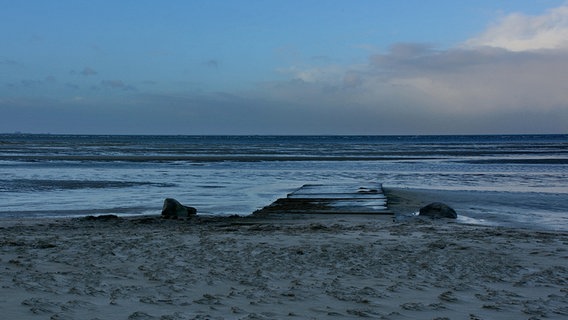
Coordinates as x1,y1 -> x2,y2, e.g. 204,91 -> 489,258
161,198 -> 197,218
419,202 -> 457,219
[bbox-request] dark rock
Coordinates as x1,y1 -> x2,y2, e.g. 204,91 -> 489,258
419,202 -> 457,219
161,198 -> 197,218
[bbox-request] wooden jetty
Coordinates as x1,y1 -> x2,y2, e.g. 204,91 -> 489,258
254,182 -> 392,215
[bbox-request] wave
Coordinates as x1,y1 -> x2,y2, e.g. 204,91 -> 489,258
0,179 -> 176,192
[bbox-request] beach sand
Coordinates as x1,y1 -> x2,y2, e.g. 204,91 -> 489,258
1,188 -> 567,319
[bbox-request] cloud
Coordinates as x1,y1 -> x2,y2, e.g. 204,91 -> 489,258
366,44 -> 568,110
0,59 -> 18,66
204,59 -> 220,68
464,5 -> 568,51
249,5 -> 568,133
20,79 -> 44,88
66,83 -> 80,90
138,32 -> 566,134
3,76 -> 56,90
100,80 -> 136,91
80,67 -> 98,76
277,65 -> 346,83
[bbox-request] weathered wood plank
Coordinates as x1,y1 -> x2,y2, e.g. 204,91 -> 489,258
288,183 -> 385,200
254,182 -> 392,215
290,183 -> 382,194
328,199 -> 387,207
288,193 -> 386,200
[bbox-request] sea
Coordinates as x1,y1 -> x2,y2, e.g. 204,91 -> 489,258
1,134 -> 567,230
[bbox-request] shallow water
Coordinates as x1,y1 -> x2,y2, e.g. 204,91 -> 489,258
1,134 -> 566,230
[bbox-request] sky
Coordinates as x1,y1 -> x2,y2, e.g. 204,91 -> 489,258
1,0 -> 567,135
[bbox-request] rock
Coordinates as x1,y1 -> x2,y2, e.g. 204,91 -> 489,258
161,198 -> 197,218
418,202 -> 457,219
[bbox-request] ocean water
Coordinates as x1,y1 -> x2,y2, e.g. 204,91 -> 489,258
1,134 -> 567,230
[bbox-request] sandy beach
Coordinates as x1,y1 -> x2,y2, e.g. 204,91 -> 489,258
1,188 -> 567,319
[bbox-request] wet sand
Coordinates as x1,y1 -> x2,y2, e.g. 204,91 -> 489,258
1,188 -> 567,319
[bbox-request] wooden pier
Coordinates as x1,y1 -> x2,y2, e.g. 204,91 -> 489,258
254,182 -> 392,215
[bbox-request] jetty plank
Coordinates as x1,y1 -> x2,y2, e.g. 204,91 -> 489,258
290,184 -> 383,194
287,193 -> 387,199
255,182 -> 392,215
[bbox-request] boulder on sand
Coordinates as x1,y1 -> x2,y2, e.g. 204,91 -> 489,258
419,202 -> 457,219
161,198 -> 197,218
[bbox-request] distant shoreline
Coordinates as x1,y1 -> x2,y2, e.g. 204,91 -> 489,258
2,132 -> 567,138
